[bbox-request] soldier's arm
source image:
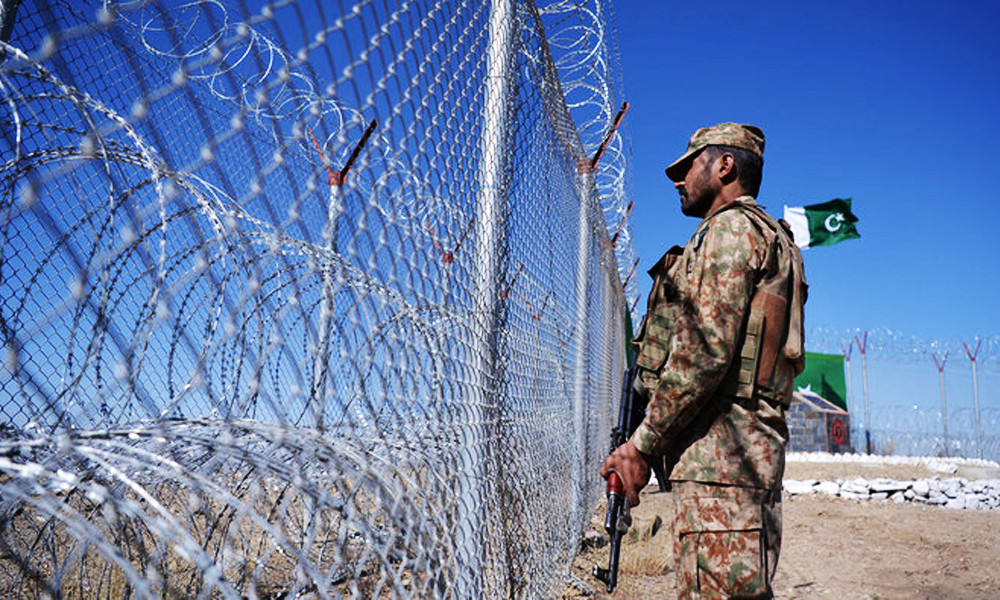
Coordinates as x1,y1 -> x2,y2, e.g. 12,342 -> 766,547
630,210 -> 764,456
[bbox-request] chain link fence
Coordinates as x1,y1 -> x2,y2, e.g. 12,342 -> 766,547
808,328 -> 1000,462
0,1 -> 633,596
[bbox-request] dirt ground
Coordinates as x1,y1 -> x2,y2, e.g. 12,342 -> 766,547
563,459 -> 1000,599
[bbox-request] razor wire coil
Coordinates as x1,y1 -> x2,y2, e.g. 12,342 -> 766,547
0,0 -> 634,596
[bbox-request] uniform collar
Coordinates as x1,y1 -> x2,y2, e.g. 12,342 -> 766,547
702,194 -> 757,222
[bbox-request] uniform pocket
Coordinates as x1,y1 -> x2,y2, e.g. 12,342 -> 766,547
675,493 -> 764,533
673,485 -> 777,598
635,303 -> 675,372
693,529 -> 766,597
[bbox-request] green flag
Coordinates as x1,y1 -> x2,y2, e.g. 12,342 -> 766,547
794,351 -> 848,410
783,198 -> 860,249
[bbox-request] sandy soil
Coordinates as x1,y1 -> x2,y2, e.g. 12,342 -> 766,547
563,459 -> 1000,599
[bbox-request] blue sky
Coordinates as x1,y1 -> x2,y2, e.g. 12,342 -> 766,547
614,0 -> 1000,343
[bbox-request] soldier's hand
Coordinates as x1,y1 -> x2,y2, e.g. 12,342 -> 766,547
599,441 -> 653,507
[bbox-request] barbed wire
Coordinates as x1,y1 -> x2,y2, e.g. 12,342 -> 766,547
0,0 -> 632,596
537,0 -> 638,323
808,326 -> 1000,371
860,406 -> 1000,461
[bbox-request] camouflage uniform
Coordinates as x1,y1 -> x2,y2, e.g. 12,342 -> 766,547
630,184 -> 806,598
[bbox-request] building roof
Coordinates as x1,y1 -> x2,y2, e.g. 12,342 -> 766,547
792,390 -> 849,415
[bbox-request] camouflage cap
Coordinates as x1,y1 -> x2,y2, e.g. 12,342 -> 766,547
665,123 -> 765,182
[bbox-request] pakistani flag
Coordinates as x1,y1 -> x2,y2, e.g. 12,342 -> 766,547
783,199 -> 860,249
794,351 -> 848,410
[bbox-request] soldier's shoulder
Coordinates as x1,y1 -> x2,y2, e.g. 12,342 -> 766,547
691,205 -> 772,262
705,205 -> 763,240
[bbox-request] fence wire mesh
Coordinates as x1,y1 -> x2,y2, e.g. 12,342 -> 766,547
808,328 -> 1000,462
0,0 -> 633,597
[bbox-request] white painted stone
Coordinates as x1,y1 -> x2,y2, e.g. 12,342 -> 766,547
945,496 -> 967,510
841,479 -> 870,495
870,492 -> 889,501
943,482 -> 963,499
784,480 -> 817,495
912,480 -> 931,496
926,492 -> 948,505
840,490 -> 869,500
870,478 -> 908,493
928,459 -> 959,474
890,491 -> 906,503
816,481 -> 840,496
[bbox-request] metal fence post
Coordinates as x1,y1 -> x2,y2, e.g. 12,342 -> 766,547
932,352 -> 949,456
570,173 -> 594,550
570,101 -> 629,550
856,332 -> 872,454
310,184 -> 342,429
842,340 -> 856,446
964,340 -> 983,460
457,0 -> 514,595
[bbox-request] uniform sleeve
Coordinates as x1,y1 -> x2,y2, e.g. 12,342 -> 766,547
630,211 -> 764,456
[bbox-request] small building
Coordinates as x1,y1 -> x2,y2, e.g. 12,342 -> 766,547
787,389 -> 851,453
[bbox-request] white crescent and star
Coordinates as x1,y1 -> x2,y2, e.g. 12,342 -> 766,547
824,212 -> 845,233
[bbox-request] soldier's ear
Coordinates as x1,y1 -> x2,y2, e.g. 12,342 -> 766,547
717,152 -> 737,182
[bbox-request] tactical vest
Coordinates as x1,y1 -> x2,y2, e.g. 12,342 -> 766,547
720,203 -> 807,407
633,201 -> 807,408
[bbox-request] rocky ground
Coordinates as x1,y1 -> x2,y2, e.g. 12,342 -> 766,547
562,453 -> 1000,599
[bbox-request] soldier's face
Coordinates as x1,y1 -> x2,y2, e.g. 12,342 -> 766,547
675,151 -> 716,218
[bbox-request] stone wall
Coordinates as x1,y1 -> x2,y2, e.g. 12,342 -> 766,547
783,475 -> 1000,510
784,452 -> 1000,511
787,392 -> 851,453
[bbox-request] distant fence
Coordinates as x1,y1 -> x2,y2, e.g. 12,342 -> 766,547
0,1 -> 633,597
864,406 -> 1000,462
808,328 -> 1000,462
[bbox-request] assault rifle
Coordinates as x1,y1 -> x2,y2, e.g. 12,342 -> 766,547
593,365 -> 669,593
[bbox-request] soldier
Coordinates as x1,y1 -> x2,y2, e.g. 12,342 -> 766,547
600,123 -> 807,599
